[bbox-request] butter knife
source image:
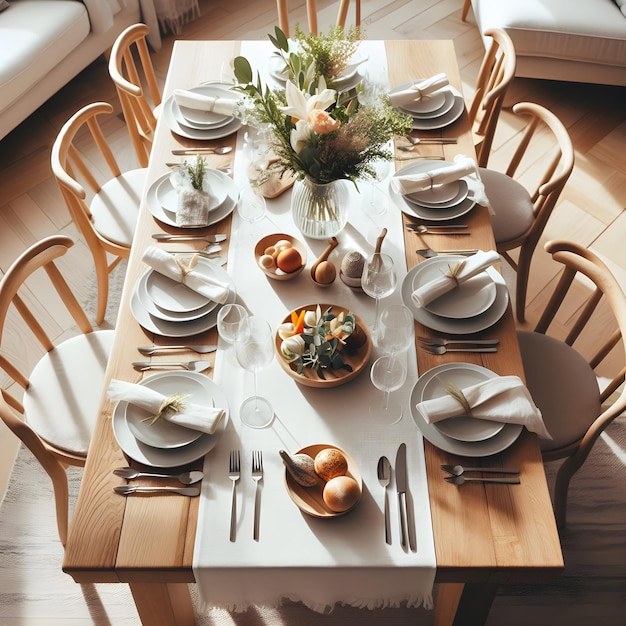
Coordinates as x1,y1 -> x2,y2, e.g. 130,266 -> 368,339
395,443 -> 409,549
152,233 -> 227,243
114,485 -> 200,496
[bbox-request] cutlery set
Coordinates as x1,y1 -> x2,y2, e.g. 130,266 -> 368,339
113,466 -> 204,496
132,360 -> 212,372
418,336 -> 499,354
137,344 -> 218,356
229,450 -> 263,542
441,464 -> 521,486
407,223 -> 470,236
415,248 -> 478,258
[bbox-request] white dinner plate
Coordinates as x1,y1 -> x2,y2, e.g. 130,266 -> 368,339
147,171 -> 238,229
156,169 -> 229,218
410,87 -> 464,131
405,179 -> 468,206
399,89 -> 455,119
413,256 -> 497,319
401,257 -> 509,334
411,363 -> 522,455
113,371 -> 229,466
172,83 -> 236,127
392,87 -> 447,114
390,161 -> 476,221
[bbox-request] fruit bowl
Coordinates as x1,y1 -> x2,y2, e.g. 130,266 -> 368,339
283,444 -> 362,518
274,303 -> 372,388
254,233 -> 307,280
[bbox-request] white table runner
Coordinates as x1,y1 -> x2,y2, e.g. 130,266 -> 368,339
193,40 -> 436,613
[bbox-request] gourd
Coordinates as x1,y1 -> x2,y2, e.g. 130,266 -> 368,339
279,450 -> 320,486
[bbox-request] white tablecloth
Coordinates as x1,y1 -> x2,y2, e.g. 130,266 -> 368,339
193,40 -> 436,613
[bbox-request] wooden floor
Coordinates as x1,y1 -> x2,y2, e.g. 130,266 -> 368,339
0,0 -> 625,623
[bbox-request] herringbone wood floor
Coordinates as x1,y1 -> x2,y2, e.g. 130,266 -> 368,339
0,0 -> 625,623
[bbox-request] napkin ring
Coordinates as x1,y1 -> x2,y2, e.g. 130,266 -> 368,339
175,253 -> 200,283
444,383 -> 472,415
444,259 -> 467,285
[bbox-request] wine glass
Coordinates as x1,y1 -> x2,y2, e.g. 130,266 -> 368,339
378,304 -> 414,354
361,252 -> 397,334
217,304 -> 249,345
237,184 -> 266,235
235,316 -> 274,428
370,355 -> 407,424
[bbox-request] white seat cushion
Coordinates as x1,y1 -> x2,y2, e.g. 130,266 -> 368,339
23,330 -> 114,455
91,167 -> 146,247
480,167 -> 535,243
0,0 -> 90,113
517,330 -> 602,452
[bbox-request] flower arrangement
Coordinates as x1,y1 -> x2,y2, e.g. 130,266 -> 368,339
232,27 -> 412,186
278,305 -> 357,379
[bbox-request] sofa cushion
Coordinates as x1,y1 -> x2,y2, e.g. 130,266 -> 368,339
473,0 -> 626,69
0,0 -> 90,114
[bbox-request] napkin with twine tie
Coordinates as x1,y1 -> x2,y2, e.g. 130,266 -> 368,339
415,375 -> 552,439
173,89 -> 239,117
142,246 -> 230,304
389,73 -> 449,108
411,249 -> 500,308
108,379 -> 226,434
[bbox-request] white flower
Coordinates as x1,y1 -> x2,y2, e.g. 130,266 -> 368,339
290,119 -> 312,153
281,335 -> 305,360
280,80 -> 337,122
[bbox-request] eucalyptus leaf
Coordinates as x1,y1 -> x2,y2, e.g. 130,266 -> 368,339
233,56 -> 253,84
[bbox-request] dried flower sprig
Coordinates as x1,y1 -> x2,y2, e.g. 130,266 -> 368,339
178,156 -> 206,191
142,392 -> 190,425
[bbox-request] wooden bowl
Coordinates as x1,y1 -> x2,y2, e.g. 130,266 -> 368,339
283,444 -> 362,518
254,233 -> 307,280
274,303 -> 372,388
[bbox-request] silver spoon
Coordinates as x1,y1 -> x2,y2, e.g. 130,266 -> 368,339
422,344 -> 498,354
131,360 -> 212,372
377,456 -> 392,545
445,475 -> 520,485
409,224 -> 470,235
405,136 -> 458,145
113,467 -> 204,484
137,344 -> 217,356
416,248 -> 478,258
171,146 -> 232,155
441,464 -> 519,476
152,233 -> 226,243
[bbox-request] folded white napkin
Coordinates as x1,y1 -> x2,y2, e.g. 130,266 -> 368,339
411,249 -> 500,308
389,73 -> 449,108
415,375 -> 552,439
108,379 -> 225,435
173,89 -> 239,117
142,246 -> 230,304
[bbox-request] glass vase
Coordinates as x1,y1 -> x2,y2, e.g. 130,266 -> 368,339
291,177 -> 348,240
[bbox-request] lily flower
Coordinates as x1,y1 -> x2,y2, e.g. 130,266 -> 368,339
280,80 -> 337,122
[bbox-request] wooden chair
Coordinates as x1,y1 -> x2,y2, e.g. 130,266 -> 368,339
108,23 -> 161,168
482,102 -> 574,322
467,28 -> 516,168
51,101 -> 145,326
518,239 -> 626,531
0,235 -> 114,545
462,0 -> 471,21
276,0 -> 360,37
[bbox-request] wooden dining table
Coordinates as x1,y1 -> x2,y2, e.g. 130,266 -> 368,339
62,38 -> 564,626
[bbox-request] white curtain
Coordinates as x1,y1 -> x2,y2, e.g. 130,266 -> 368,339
153,0 -> 200,34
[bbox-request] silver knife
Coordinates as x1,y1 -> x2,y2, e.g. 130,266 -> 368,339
152,233 -> 227,243
114,485 -> 200,496
395,443 -> 409,549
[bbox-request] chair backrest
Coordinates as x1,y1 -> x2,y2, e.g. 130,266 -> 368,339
468,28 -> 516,168
109,23 -> 161,168
536,240 -> 626,406
276,0 -> 361,37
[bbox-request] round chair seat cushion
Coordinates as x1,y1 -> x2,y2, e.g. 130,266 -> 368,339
90,167 -> 146,247
480,167 -> 535,243
517,330 -> 602,452
22,330 -> 115,455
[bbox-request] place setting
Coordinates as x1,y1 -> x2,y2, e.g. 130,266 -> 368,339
388,73 -> 465,130
130,245 -> 237,338
401,249 -> 510,334
162,81 -> 243,140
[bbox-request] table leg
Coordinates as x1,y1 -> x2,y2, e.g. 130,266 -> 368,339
435,582 -> 498,626
129,582 -> 194,626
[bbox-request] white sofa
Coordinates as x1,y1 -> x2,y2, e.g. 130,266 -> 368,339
0,0 -> 161,141
470,0 -> 626,86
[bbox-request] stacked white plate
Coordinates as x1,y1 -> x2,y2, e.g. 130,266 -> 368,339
389,81 -> 465,130
112,370 -> 229,467
400,255 -> 509,335
410,363 -> 522,457
146,168 -> 239,228
130,255 -> 237,337
163,82 -> 242,140
390,160 -> 476,221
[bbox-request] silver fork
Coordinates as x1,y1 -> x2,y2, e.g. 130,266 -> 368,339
252,450 -> 263,541
417,336 -> 500,347
422,344 -> 498,354
228,450 -> 240,542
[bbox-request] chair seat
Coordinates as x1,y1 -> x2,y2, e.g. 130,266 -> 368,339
517,329 -> 602,452
90,167 -> 146,247
22,330 -> 115,455
480,167 -> 535,243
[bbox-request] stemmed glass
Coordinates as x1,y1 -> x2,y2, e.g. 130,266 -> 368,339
237,183 -> 266,235
378,304 -> 414,354
217,304 -> 249,362
370,355 -> 407,424
361,252 -> 397,334
235,316 -> 274,428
